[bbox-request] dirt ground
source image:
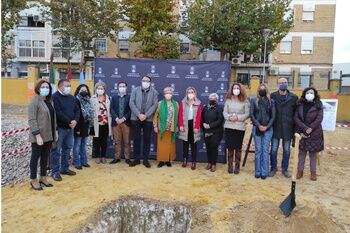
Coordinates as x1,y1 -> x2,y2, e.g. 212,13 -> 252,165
1,105 -> 350,233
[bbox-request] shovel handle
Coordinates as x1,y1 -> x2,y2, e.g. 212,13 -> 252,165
292,133 -> 301,182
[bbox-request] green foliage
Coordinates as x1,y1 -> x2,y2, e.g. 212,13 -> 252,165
122,0 -> 179,59
184,0 -> 294,60
1,0 -> 27,69
40,0 -> 121,59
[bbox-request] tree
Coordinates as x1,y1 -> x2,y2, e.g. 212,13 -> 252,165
1,0 -> 27,77
122,0 -> 179,59
184,0 -> 293,60
40,0 -> 121,62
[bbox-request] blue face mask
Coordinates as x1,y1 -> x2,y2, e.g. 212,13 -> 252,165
40,88 -> 50,97
63,87 -> 71,95
279,84 -> 288,91
119,87 -> 126,94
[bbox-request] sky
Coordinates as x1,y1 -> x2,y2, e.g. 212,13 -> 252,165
333,0 -> 350,63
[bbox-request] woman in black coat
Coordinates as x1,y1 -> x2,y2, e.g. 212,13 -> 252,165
201,93 -> 224,172
294,87 -> 324,181
73,84 -> 94,169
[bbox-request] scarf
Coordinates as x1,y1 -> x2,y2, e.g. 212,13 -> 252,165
76,94 -> 94,127
159,99 -> 178,142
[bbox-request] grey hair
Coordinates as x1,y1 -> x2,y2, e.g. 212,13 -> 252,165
209,93 -> 219,100
95,81 -> 106,90
163,86 -> 174,93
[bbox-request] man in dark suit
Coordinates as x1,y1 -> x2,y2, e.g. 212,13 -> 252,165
110,81 -> 132,164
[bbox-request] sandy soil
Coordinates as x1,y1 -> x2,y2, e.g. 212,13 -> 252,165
1,105 -> 350,233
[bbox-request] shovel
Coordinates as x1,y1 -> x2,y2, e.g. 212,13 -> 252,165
279,133 -> 301,217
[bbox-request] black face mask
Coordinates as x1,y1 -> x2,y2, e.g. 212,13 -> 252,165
259,89 -> 267,97
80,91 -> 88,97
209,100 -> 217,106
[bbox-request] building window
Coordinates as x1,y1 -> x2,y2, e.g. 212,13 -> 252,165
19,16 -> 28,27
95,39 -> 107,52
301,36 -> 313,54
18,40 -> 32,57
280,41 -> 292,54
119,39 -> 129,52
237,73 -> 250,86
32,40 -> 45,57
302,4 -> 315,21
180,42 -> 190,54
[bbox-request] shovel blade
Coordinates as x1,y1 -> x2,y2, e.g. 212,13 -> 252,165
279,192 -> 296,217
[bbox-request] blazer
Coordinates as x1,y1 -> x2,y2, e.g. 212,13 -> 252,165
110,94 -> 131,127
90,94 -> 112,137
129,86 -> 158,122
201,104 -> 224,134
28,95 -> 57,143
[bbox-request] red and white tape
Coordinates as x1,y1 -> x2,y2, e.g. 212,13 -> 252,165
2,127 -> 30,136
1,145 -> 31,158
336,124 -> 350,128
325,146 -> 349,151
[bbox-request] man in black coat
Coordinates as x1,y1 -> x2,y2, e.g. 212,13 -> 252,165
270,77 -> 298,178
109,82 -> 132,164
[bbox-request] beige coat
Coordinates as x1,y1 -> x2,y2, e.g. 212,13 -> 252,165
91,94 -> 112,137
28,95 -> 57,143
223,98 -> 250,131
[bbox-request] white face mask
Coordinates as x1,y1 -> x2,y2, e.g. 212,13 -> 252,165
63,87 -> 71,95
164,94 -> 172,100
233,89 -> 240,96
96,89 -> 105,96
305,93 -> 315,102
142,81 -> 150,89
187,93 -> 195,100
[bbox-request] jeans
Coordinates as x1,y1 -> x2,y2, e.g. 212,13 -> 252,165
73,136 -> 88,167
131,120 -> 153,161
270,137 -> 291,172
50,127 -> 74,175
253,126 -> 273,177
30,141 -> 52,179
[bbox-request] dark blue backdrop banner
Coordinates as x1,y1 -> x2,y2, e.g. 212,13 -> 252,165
94,58 -> 231,163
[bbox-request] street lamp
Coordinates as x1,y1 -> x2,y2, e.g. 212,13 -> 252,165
262,28 -> 271,84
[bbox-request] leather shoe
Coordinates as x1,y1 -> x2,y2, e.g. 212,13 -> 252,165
61,169 -> 76,176
129,160 -> 141,167
282,170 -> 292,178
166,162 -> 172,167
143,160 -> 151,168
110,159 -> 121,164
75,166 -> 82,170
52,173 -> 62,182
82,164 -> 90,168
125,159 -> 131,165
157,162 -> 165,168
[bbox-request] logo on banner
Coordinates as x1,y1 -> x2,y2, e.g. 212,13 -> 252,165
170,83 -> 179,96
217,70 -> 229,81
218,145 -> 224,155
201,86 -> 210,97
131,85 -> 136,89
167,65 -> 180,79
95,67 -> 105,78
185,66 -> 199,79
202,70 -> 213,81
199,143 -> 207,153
217,83 -> 227,93
127,64 -> 140,78
219,94 -> 225,104
151,65 -> 155,73
111,67 -> 121,78
147,64 -> 160,78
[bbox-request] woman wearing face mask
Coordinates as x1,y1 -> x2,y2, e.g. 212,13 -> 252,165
223,83 -> 250,174
178,87 -> 202,170
73,84 -> 94,169
28,80 -> 57,190
91,81 -> 112,164
201,93 -> 224,172
250,84 -> 276,179
294,87 -> 324,181
153,87 -> 179,168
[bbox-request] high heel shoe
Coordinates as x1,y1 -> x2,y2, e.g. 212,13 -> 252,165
30,181 -> 43,191
39,181 -> 53,187
191,162 -> 196,170
182,158 -> 188,168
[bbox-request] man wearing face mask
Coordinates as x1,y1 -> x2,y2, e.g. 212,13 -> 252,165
269,77 -> 298,178
129,76 -> 158,168
51,79 -> 81,181
110,82 -> 131,165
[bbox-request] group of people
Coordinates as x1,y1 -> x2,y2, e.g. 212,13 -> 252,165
28,76 -> 324,191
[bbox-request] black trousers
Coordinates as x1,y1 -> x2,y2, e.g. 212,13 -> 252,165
93,124 -> 109,158
183,120 -> 198,162
131,120 -> 153,161
204,132 -> 223,165
30,141 -> 52,179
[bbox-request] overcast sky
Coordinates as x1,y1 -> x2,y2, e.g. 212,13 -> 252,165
333,0 -> 350,64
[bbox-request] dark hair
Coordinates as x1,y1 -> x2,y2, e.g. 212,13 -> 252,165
74,84 -> 91,97
118,81 -> 127,87
34,79 -> 52,101
299,87 -> 322,108
58,79 -> 69,87
142,76 -> 152,82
